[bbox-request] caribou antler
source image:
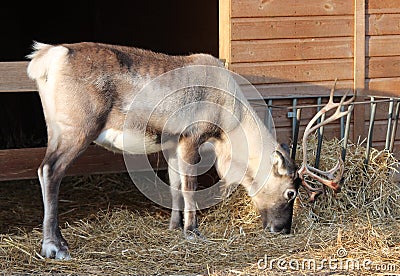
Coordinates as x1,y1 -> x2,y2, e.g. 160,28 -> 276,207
298,81 -> 355,202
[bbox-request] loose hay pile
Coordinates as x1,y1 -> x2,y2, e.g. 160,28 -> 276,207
1,137 -> 400,275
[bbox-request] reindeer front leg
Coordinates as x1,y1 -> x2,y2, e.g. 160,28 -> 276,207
167,153 -> 184,230
177,136 -> 201,237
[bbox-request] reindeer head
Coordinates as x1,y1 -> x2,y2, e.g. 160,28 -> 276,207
252,82 -> 354,234
251,144 -> 300,234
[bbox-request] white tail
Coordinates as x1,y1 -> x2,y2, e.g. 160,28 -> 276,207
27,42 -> 66,80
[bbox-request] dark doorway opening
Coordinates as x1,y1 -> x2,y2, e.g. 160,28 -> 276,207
1,1 -> 219,149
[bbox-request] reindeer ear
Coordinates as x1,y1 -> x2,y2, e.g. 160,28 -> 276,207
271,150 -> 283,166
271,150 -> 288,176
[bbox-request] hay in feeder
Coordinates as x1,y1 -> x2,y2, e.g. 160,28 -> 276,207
294,134 -> 400,225
1,136 -> 400,275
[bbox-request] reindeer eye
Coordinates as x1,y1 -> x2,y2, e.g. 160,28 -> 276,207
284,189 -> 297,202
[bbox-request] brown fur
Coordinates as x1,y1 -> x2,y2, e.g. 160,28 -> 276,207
27,42 -> 298,260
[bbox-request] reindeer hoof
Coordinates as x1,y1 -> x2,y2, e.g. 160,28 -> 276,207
41,241 -> 71,260
169,219 -> 183,230
169,211 -> 183,230
185,228 -> 201,239
184,229 -> 209,242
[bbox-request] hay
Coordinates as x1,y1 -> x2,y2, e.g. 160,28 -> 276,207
295,134 -> 400,224
1,137 -> 400,275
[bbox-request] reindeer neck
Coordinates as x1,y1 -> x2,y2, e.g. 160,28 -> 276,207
215,108 -> 277,191
241,112 -> 278,192
243,111 -> 277,160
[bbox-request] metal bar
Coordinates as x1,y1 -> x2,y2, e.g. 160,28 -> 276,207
390,100 -> 400,152
385,98 -> 394,150
291,108 -> 302,160
365,96 -> 377,166
340,105 -> 345,140
314,97 -> 325,169
292,99 -> 297,140
265,99 -> 273,133
252,98 -> 394,111
342,104 -> 354,162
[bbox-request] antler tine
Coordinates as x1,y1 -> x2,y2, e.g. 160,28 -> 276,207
299,81 -> 354,202
339,88 -> 356,109
307,158 -> 344,183
327,78 -> 338,104
300,179 -> 324,202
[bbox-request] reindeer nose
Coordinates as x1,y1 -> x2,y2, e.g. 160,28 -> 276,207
264,222 -> 291,234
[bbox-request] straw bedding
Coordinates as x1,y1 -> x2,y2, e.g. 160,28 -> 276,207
1,136 -> 400,275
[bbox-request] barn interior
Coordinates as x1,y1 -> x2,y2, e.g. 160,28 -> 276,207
0,0 -> 219,149
1,1 -> 400,274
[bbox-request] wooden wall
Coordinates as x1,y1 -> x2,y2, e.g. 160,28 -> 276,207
2,1 -> 400,181
367,0 -> 400,95
219,0 -> 400,154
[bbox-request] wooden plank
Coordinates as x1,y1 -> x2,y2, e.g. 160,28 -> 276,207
368,14 -> 400,36
231,0 -> 353,18
0,146 -> 167,181
353,0 -> 366,140
272,109 -> 341,129
243,80 -> 354,99
230,59 -> 353,84
367,56 -> 400,79
367,77 -> 400,97
368,35 -> 400,57
257,98 -> 320,128
231,37 -> 353,63
231,16 -> 353,40
275,124 -> 347,145
0,61 -> 36,92
368,0 -> 400,14
219,0 -> 231,65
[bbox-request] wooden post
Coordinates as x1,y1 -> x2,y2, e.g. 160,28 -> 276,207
219,0 -> 231,67
353,0 -> 366,141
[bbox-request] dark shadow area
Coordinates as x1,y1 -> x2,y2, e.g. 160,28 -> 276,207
0,0 -> 218,149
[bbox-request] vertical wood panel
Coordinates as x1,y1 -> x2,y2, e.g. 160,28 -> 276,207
219,0 -> 231,65
353,0 -> 366,140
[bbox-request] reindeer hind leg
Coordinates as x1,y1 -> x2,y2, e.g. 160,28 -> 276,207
38,126 -> 99,259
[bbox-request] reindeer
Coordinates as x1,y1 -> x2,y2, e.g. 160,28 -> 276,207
27,42 -> 352,260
